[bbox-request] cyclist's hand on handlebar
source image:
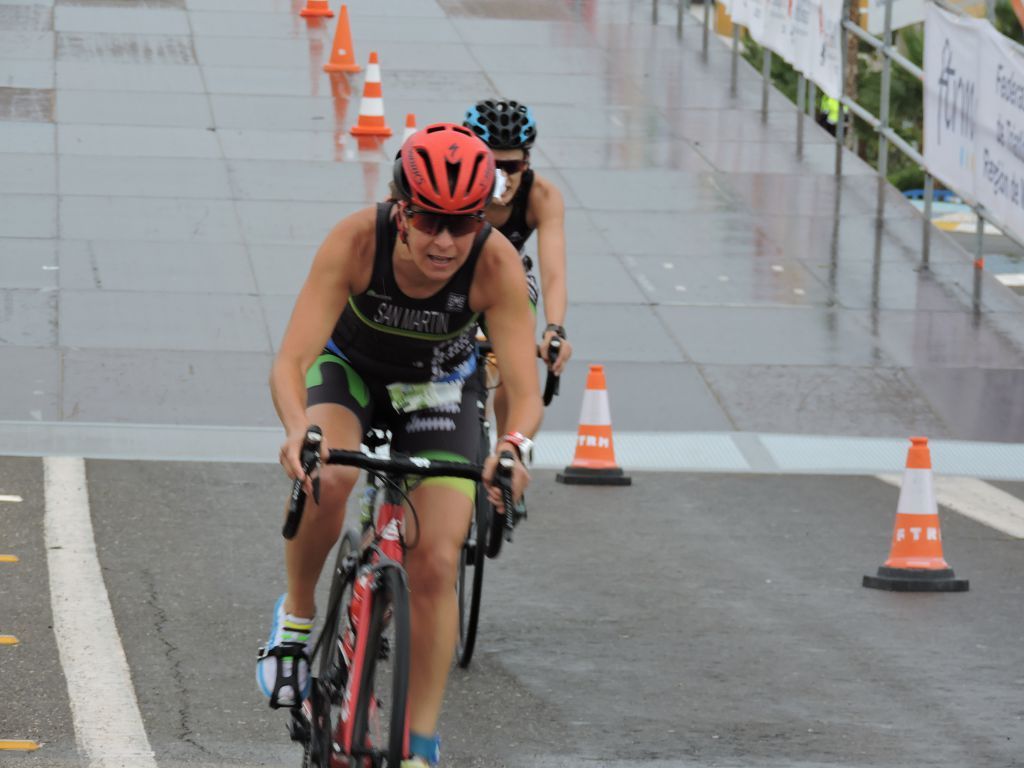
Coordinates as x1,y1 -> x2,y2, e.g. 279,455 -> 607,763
540,331 -> 571,375
279,428 -> 327,495
482,451 -> 530,505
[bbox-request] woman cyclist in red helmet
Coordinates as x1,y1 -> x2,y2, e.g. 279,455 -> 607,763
463,99 -> 573,432
258,123 -> 541,768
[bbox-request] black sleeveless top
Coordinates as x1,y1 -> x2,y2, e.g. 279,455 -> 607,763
329,202 -> 490,383
496,169 -> 535,254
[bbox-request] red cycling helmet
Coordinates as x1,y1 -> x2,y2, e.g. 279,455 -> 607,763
393,123 -> 496,214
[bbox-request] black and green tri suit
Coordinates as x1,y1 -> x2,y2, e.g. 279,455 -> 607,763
495,168 -> 539,308
306,202 -> 490,496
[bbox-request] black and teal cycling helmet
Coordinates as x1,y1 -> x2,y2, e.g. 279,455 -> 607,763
463,99 -> 537,150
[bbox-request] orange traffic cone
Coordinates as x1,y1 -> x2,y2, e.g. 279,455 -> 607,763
556,365 -> 631,486
863,437 -> 969,592
323,4 -> 360,73
349,52 -> 392,138
402,113 -> 417,142
299,0 -> 333,17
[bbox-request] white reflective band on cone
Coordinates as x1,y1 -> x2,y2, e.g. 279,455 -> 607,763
579,389 -> 611,426
896,468 -> 937,516
360,99 -> 384,117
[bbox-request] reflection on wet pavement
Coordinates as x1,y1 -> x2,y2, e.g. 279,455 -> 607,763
2,0 -> 1024,443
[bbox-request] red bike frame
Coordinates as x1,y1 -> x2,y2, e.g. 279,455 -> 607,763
334,492 -> 409,762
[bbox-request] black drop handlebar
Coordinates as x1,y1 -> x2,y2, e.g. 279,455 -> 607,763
281,426 -> 323,540
282,426 -> 517,540
542,336 -> 562,406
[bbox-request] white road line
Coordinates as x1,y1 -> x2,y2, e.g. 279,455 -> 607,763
995,273 -> 1024,288
44,457 -> 157,768
877,474 -> 1024,539
0,494 -> 23,502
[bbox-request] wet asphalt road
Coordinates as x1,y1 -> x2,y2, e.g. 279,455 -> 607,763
5,0 -> 1024,442
2,458 -> 1023,768
4,0 -> 1024,766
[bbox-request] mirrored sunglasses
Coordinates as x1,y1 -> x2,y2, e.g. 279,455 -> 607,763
405,207 -> 485,237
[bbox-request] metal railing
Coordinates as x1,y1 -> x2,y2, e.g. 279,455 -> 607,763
658,0 -> 1024,281
832,0 -> 1024,273
654,0 -> 718,60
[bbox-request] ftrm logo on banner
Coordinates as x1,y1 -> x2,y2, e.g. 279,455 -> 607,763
924,4 -> 981,198
925,2 -> 1024,243
937,39 -> 977,147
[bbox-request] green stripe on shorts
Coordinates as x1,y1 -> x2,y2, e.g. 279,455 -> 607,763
415,450 -> 476,500
306,353 -> 370,408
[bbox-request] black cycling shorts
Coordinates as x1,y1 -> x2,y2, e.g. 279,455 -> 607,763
305,351 -> 484,496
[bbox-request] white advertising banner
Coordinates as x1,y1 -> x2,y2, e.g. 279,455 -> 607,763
735,0 -> 842,99
788,0 -> 816,76
730,0 -> 750,28
748,0 -> 767,41
975,27 -> 1024,242
729,0 -> 745,26
763,0 -> 793,63
923,3 -> 981,199
808,0 -> 845,99
861,0 -> 927,34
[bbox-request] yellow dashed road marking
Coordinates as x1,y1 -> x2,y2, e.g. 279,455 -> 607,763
0,741 -> 40,751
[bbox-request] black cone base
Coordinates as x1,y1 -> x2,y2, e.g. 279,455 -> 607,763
862,566 -> 969,592
556,465 -> 632,486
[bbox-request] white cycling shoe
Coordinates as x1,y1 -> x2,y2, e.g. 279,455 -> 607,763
256,594 -> 313,708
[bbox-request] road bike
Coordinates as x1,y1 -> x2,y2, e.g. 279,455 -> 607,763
281,426 -> 515,767
454,336 -> 562,668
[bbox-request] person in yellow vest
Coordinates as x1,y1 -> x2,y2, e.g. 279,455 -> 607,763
817,94 -> 842,137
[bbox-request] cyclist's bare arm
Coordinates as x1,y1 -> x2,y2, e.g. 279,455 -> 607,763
472,232 -> 542,438
270,207 -> 376,480
472,232 -> 542,499
529,175 -> 572,373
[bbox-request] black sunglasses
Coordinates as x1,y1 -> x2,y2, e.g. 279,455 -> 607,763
405,206 -> 485,237
494,157 -> 529,175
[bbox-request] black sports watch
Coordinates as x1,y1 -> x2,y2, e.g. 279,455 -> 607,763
544,323 -> 566,339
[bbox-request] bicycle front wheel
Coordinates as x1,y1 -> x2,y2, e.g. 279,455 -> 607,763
307,529 -> 360,768
319,528 -> 362,683
456,485 -> 488,668
349,564 -> 410,768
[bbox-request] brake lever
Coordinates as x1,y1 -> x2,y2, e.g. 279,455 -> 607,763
543,336 -> 562,406
281,426 -> 323,540
495,450 -> 517,542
